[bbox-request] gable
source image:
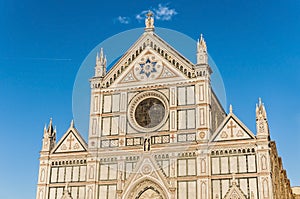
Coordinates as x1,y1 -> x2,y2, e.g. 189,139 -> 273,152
211,113 -> 255,142
224,182 -> 247,199
123,154 -> 169,195
52,127 -> 87,154
102,32 -> 196,88
111,48 -> 188,87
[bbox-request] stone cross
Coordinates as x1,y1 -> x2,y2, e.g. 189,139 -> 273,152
67,134 -> 74,150
227,120 -> 237,137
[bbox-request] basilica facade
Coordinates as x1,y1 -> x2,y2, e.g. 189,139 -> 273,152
36,13 -> 296,199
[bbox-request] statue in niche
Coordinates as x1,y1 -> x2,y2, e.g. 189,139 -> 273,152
144,137 -> 151,151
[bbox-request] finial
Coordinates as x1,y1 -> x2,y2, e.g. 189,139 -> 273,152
100,48 -> 104,60
229,104 -> 233,113
256,97 -> 267,120
145,10 -> 154,31
47,118 -> 54,134
259,97 -> 262,106
198,33 -> 207,51
96,52 -> 99,62
95,48 -> 107,77
70,119 -> 74,128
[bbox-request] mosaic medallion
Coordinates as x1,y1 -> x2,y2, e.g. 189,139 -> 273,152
134,55 -> 163,81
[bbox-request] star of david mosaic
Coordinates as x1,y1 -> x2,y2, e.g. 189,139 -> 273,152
134,55 -> 163,81
139,58 -> 157,77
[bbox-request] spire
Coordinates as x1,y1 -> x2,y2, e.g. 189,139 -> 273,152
42,118 -> 56,152
46,118 -> 54,136
197,34 -> 207,52
95,48 -> 107,77
196,34 -> 209,68
145,10 -> 154,32
256,98 -> 269,139
256,97 -> 267,120
44,124 -> 47,134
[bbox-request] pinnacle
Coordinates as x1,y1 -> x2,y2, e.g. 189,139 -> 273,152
70,119 -> 74,128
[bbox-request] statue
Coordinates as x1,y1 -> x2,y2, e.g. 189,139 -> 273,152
145,11 -> 154,30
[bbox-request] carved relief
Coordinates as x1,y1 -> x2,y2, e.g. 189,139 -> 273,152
221,131 -> 228,138
121,70 -> 137,83
236,130 -> 244,137
199,131 -> 206,139
158,67 -> 176,79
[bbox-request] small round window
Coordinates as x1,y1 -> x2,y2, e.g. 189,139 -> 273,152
134,98 -> 165,128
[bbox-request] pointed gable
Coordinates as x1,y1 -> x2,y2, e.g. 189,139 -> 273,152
123,154 -> 169,195
224,181 -> 247,199
101,31 -> 196,88
113,47 -> 186,87
52,124 -> 87,154
211,109 -> 255,142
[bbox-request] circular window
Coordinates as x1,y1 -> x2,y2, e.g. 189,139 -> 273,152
135,98 -> 165,128
128,91 -> 169,132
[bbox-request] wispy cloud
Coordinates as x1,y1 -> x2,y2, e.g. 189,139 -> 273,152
154,4 -> 177,21
136,10 -> 148,22
116,16 -> 130,24
136,4 -> 177,22
114,4 -> 177,25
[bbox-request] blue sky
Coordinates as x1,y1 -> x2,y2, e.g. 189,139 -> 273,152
0,0 -> 300,198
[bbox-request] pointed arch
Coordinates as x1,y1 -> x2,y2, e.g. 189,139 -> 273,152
261,155 -> 267,170
87,187 -> 93,199
263,179 -> 269,198
123,178 -> 169,199
201,182 -> 207,198
40,168 -> 45,182
38,189 -> 44,199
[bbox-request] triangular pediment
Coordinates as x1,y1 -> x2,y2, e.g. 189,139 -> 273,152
211,112 -> 255,142
52,125 -> 87,154
123,153 -> 169,195
224,182 -> 247,199
112,48 -> 189,87
102,32 -> 196,88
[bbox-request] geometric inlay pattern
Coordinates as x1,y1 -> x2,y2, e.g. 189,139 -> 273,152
134,55 -> 163,81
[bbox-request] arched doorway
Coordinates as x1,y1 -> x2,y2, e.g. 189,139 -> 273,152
137,187 -> 163,199
125,179 -> 167,199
